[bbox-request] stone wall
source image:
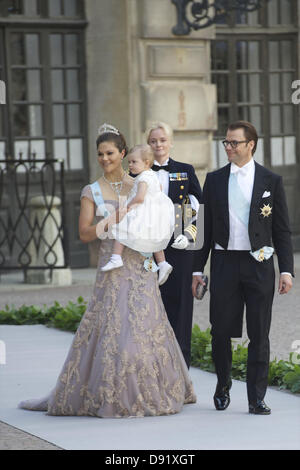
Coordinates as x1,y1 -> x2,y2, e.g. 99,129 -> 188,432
127,0 -> 217,184
85,0 -> 130,181
85,0 -> 217,183
84,0 -> 218,264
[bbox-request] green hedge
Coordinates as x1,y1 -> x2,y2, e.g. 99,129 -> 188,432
0,297 -> 87,333
191,324 -> 300,394
0,299 -> 299,394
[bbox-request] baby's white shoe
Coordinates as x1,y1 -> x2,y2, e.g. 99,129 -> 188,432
158,262 -> 173,286
101,257 -> 123,271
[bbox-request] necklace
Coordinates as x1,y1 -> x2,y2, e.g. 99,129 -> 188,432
103,173 -> 125,195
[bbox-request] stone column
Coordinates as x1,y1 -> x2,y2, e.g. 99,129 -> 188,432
25,196 -> 72,285
85,0 -> 130,181
85,0 -> 131,266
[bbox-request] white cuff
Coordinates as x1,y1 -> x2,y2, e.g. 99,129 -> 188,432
193,272 -> 203,276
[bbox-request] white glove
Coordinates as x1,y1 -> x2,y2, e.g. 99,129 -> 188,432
171,234 -> 189,250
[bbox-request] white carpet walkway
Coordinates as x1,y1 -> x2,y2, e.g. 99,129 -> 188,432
0,325 -> 299,450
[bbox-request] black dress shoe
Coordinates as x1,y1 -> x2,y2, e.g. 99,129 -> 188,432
213,380 -> 232,411
249,400 -> 271,415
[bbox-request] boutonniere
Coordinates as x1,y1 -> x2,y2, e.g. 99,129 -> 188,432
260,203 -> 272,218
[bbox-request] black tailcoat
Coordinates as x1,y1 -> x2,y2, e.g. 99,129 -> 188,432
194,161 -> 294,275
194,161 -> 294,403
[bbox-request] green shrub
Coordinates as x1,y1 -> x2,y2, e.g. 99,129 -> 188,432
282,365 -> 300,393
46,298 -> 87,332
190,324 -> 214,372
191,324 -> 300,394
1,303 -> 299,394
0,296 -> 87,333
231,340 -> 248,381
0,304 -> 52,325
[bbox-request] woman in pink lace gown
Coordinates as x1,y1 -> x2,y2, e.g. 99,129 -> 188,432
18,125 -> 196,418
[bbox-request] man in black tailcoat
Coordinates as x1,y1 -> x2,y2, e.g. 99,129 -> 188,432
192,120 -> 294,414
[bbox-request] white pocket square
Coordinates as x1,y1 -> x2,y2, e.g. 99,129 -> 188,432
262,191 -> 271,198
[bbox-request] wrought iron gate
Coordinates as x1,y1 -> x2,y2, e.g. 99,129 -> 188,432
0,156 -> 69,279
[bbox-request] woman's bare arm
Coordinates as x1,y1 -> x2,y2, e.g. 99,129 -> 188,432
79,197 -> 118,243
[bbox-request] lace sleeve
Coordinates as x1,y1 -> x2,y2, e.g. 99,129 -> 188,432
80,185 -> 94,202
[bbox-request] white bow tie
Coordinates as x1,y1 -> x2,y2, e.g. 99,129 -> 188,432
231,165 -> 248,177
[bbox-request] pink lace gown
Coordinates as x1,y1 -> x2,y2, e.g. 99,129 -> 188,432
18,185 -> 196,418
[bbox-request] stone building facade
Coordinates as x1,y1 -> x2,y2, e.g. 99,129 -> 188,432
0,0 -> 299,269
85,0 -> 216,186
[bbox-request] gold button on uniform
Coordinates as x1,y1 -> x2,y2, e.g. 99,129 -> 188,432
179,195 -> 183,199
180,185 -> 184,189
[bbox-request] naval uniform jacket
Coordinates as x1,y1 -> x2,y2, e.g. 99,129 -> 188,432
163,158 -> 202,242
157,158 -> 202,368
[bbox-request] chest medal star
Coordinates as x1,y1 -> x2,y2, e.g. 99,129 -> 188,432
260,203 -> 272,218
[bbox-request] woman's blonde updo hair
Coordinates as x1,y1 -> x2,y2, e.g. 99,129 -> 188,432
128,144 -> 155,167
146,121 -> 173,144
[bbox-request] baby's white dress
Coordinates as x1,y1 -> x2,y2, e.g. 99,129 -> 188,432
112,169 -> 174,253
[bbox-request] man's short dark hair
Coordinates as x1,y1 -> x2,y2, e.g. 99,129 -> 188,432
228,120 -> 258,155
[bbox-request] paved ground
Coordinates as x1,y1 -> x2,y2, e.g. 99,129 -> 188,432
0,254 -> 299,450
1,254 -> 299,362
0,325 -> 299,451
0,421 -> 62,450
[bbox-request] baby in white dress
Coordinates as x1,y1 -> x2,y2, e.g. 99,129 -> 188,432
101,144 -> 174,285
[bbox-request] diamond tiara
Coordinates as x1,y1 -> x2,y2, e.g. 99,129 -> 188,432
98,123 -> 120,136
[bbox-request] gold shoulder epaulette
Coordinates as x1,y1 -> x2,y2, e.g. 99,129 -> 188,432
184,224 -> 197,242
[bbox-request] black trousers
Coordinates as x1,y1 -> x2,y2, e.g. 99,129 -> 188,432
209,250 -> 275,404
160,247 -> 195,368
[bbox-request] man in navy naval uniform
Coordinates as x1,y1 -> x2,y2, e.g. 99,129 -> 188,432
192,120 -> 294,414
147,122 -> 202,369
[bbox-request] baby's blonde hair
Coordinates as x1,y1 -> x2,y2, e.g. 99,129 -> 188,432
128,144 -> 155,167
